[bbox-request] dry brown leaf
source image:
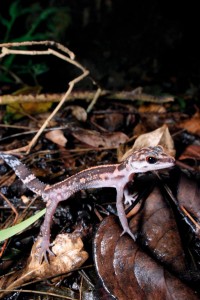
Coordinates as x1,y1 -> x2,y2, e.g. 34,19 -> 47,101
179,111 -> 200,135
0,233 -> 88,297
121,124 -> 174,160
68,105 -> 87,122
178,145 -> 200,160
72,128 -> 129,148
45,129 -> 68,147
90,111 -> 128,132
138,103 -> 166,113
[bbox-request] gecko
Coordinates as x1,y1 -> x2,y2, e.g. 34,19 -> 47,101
0,146 -> 175,262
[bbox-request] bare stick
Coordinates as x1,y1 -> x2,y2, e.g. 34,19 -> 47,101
0,90 -> 174,106
0,40 -> 75,59
86,87 -> 102,113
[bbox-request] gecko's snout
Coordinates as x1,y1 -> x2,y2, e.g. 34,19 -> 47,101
170,156 -> 176,165
166,156 -> 176,169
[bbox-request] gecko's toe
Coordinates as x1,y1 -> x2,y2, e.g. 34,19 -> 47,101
36,239 -> 55,263
121,228 -> 137,241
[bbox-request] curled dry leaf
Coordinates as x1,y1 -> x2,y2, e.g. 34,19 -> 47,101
0,233 -> 88,297
31,234 -> 88,278
45,129 -> 68,147
68,105 -> 87,122
94,216 -> 199,300
121,124 -> 174,161
72,128 -> 129,148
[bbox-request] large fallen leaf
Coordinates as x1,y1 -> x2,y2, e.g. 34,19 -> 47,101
93,182 -> 200,299
129,186 -> 186,273
94,216 -> 199,300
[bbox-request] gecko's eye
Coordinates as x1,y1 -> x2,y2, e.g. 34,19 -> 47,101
146,156 -> 157,164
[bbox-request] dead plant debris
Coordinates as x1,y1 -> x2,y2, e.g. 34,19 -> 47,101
0,41 -> 200,299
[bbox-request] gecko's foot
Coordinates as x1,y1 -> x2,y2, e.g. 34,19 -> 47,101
120,228 -> 137,241
124,189 -> 138,206
36,239 -> 55,263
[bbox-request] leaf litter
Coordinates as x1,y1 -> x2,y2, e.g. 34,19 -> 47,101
0,41 -> 200,299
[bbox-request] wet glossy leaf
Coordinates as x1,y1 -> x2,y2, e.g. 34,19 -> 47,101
177,174 -> 200,221
129,186 -> 186,273
94,216 -> 199,300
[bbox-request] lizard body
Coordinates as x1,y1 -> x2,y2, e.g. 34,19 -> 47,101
0,146 -> 175,261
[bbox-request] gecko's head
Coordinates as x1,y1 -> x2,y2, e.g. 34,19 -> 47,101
126,146 -> 175,173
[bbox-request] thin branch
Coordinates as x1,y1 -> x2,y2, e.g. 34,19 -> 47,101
0,90 -> 174,105
0,40 -> 75,59
86,87 -> 102,113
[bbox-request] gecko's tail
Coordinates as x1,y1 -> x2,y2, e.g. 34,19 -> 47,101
0,152 -> 46,196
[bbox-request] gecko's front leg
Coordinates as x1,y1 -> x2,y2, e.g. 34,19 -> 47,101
116,186 -> 137,241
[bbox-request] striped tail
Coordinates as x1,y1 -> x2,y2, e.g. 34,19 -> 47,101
0,152 -> 46,196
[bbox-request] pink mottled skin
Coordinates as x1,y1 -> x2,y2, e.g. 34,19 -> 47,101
0,146 -> 175,262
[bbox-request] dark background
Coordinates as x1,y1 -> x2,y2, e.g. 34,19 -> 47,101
0,0 -> 200,96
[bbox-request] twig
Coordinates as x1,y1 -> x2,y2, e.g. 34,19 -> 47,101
0,89 -> 174,105
0,192 -> 18,225
0,40 -> 75,59
180,205 -> 200,231
0,288 -> 77,299
86,87 -> 102,112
